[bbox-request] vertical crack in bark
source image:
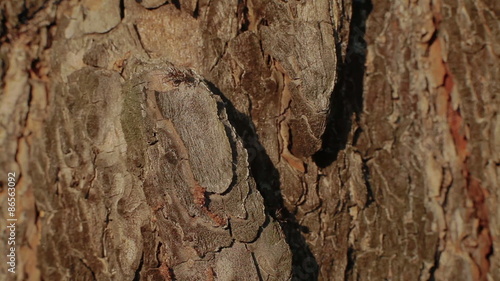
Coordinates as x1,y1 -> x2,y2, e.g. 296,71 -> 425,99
132,24 -> 151,58
133,253 -> 144,281
313,0 -> 372,168
119,0 -> 125,20
343,246 -> 356,280
428,250 -> 442,281
237,0 -> 250,34
192,0 -> 200,18
250,251 -> 264,281
78,257 -> 97,281
171,0 -> 181,10
361,156 -> 375,207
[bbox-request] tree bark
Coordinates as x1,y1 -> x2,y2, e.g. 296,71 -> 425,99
0,0 -> 498,281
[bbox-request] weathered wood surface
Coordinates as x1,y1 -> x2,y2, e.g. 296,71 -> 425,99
0,0 -> 498,280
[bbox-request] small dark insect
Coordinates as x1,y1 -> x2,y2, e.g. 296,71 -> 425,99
274,207 -> 288,222
274,207 -> 310,233
161,68 -> 196,87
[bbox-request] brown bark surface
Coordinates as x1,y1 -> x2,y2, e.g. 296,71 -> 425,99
0,0 -> 498,280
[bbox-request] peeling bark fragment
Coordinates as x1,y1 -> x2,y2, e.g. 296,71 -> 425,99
260,18 -> 336,158
151,73 -> 233,194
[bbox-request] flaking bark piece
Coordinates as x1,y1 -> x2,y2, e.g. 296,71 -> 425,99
145,67 -> 234,194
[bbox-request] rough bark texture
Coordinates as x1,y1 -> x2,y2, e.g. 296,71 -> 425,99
0,0 -> 498,281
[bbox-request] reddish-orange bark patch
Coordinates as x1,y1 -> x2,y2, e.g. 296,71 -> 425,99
192,183 -> 227,227
428,8 -> 492,279
193,183 -> 207,207
206,267 -> 216,281
158,263 -> 175,281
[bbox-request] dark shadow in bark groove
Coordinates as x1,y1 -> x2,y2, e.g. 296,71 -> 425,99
313,0 -> 373,168
205,81 -> 319,281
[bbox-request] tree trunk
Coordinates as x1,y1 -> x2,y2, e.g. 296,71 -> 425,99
0,0 -> 498,280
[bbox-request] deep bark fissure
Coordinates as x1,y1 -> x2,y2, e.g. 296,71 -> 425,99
119,0 -> 125,20
133,253 -> 144,281
313,0 -> 372,168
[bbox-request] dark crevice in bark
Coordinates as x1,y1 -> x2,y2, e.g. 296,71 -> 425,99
209,42 -> 228,72
236,0 -> 250,34
0,14 -> 6,40
251,251 -> 265,281
24,88 -> 33,126
119,0 -> 125,20
204,80 -> 319,281
428,249 -> 441,281
155,242 -> 162,267
352,126 -> 362,146
361,157 -> 375,207
18,4 -> 30,25
171,0 -> 181,10
133,253 -> 144,281
313,0 -> 373,168
237,0 -> 250,34
79,258 -> 97,281
132,24 -> 151,58
344,246 -> 356,280
31,58 -> 42,77
193,0 -> 200,18
204,81 -> 281,212
424,29 -> 439,55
